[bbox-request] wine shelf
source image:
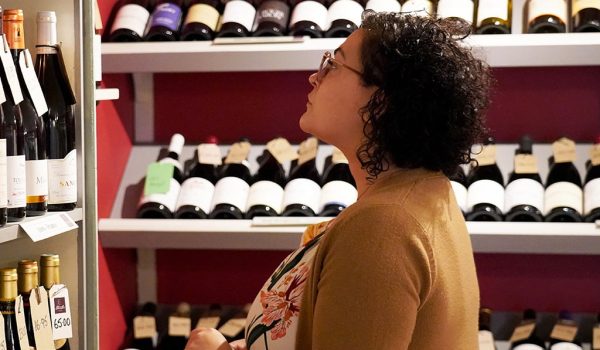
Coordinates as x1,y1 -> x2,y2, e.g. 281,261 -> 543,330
0,208 -> 84,245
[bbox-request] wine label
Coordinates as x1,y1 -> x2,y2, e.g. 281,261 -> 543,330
510,322 -> 536,343
585,178 -> 600,216
573,0 -> 600,14
477,0 -> 509,25
218,317 -> 246,338
196,316 -> 220,329
7,155 -> 26,209
111,4 -> 150,36
48,150 -> 78,205
544,181 -> 583,215
266,137 -> 297,164
184,4 -> 220,31
26,159 -> 49,200
528,0 -> 568,23
139,178 -> 181,213
474,144 -> 497,167
290,1 -> 328,29
478,330 -> 495,350
550,343 -> 583,350
168,316 -> 191,337
513,345 -> 545,350
437,0 -> 474,23
553,138 -> 577,163
133,316 -> 156,339
505,178 -> 544,213
0,311 -> 5,350
0,35 -> 23,104
327,0 -> 364,27
550,321 -> 578,342
221,0 -> 257,31
590,144 -> 600,166
254,1 -> 290,31
365,0 -> 401,13
593,326 -> 600,350
144,162 -> 175,195
318,180 -> 357,213
401,0 -> 433,16
211,176 -> 250,212
467,179 -> 505,213
15,295 -> 30,350
30,287 -> 55,350
225,141 -> 251,164
19,50 -> 49,117
0,140 -> 6,208
515,154 -> 539,174
283,178 -> 321,213
298,137 -> 318,165
246,180 -> 285,214
175,177 -> 215,213
149,3 -> 183,32
450,180 -> 468,213
49,284 -> 73,340
197,143 -> 222,165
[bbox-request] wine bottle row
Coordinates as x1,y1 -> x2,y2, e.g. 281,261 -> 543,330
450,136 -> 600,223
0,254 -> 71,350
0,8 -> 78,228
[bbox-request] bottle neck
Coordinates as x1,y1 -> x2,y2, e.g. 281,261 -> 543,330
18,272 -> 39,295
3,18 -> 25,51
0,280 -> 17,302
41,265 -> 61,290
37,19 -> 58,47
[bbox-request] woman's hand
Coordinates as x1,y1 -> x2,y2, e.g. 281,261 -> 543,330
229,339 -> 247,350
184,327 -> 232,350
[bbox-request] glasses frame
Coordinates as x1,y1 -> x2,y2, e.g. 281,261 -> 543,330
316,51 -> 363,83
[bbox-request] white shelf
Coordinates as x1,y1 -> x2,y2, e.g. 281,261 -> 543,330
0,208 -> 83,245
101,33 -> 600,73
95,87 -> 120,101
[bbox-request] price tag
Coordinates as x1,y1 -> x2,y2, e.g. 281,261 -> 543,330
478,330 -> 495,350
49,284 -> 73,340
509,322 -> 535,343
515,154 -> 538,174
224,141 -> 251,164
266,137 -> 298,164
144,162 -> 174,196
18,49 -> 48,116
29,287 -> 55,350
593,326 -> 600,350
0,34 -> 23,104
218,317 -> 246,338
550,321 -> 578,342
552,137 -> 577,163
298,137 -> 318,165
0,310 -> 6,350
475,144 -> 496,166
133,316 -> 156,339
198,144 -> 222,165
20,213 -> 79,242
196,316 -> 220,329
15,295 -> 31,350
168,316 -> 191,337
590,144 -> 600,166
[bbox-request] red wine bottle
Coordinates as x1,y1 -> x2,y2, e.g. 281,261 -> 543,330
158,303 -> 191,350
527,0 -> 567,33
510,309 -> 545,350
478,308 -> 496,350
318,148 -> 356,217
245,144 -> 287,219
448,165 -> 468,216
253,0 -> 290,36
544,137 -> 583,222
145,0 -> 185,41
216,0 -> 256,37
466,138 -> 504,221
181,0 -> 221,40
548,311 -> 583,350
505,135 -> 544,222
282,137 -> 321,217
17,260 -> 38,349
476,0 -> 511,34
289,0 -> 328,38
129,302 -> 158,350
437,0 -> 474,24
572,0 -> 600,32
0,268 -> 19,350
324,0 -> 363,38
584,137 -> 600,222
109,0 -> 153,42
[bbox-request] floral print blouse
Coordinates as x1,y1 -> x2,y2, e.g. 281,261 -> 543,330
244,221 -> 331,350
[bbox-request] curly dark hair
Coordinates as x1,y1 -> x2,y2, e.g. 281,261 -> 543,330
357,12 -> 491,180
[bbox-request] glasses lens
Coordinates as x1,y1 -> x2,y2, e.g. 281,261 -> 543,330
317,55 -> 331,82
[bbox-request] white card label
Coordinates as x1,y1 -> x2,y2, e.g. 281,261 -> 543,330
49,284 -> 73,340
0,311 -> 6,350
0,35 -> 23,104
15,295 -> 30,350
20,213 -> 79,242
19,50 -> 49,116
196,316 -> 220,329
168,316 -> 191,337
30,287 -> 55,350
133,316 -> 156,339
198,144 -> 222,165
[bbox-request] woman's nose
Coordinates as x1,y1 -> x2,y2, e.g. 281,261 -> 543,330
309,72 -> 318,87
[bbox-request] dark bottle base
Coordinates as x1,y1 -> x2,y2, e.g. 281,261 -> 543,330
253,22 -> 285,36
174,205 -> 208,219
282,203 -> 316,217
137,202 -> 174,219
181,22 -> 214,41
528,15 -> 566,33
505,205 -> 544,222
573,8 -> 600,32
245,205 -> 279,219
319,204 -> 345,217
48,202 -> 77,212
325,20 -> 357,38
8,207 -> 26,222
27,202 -> 47,217
584,207 -> 600,222
544,206 -> 582,222
145,26 -> 179,41
109,29 -> 145,42
0,208 -> 6,227
216,23 -> 250,38
476,19 -> 510,34
289,21 -> 323,38
209,203 -> 244,219
466,203 -> 503,221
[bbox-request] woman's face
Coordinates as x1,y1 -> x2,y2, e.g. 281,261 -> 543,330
299,29 -> 377,157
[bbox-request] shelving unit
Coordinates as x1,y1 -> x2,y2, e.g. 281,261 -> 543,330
0,209 -> 83,245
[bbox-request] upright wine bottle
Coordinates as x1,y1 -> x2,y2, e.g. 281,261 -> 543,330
129,302 -> 158,350
109,0 -> 153,42
510,309 -> 545,350
137,134 -> 185,218
401,0 -> 433,16
180,0 -> 221,40
17,260 -> 37,349
158,302 -> 191,350
145,0 -> 185,41
0,99 -> 7,227
35,11 -> 78,212
548,311 -> 583,349
216,0 -> 256,37
324,0 -> 363,37
466,138 -> 504,221
478,308 -> 496,350
526,0 -> 567,33
572,0 -> 600,32
318,147 -> 357,217
476,0 -> 511,34
282,137 -> 321,217
365,0 -> 401,12
544,137 -> 583,222
209,140 -> 251,219
289,0 -> 328,37
0,268 -> 19,350
40,254 -> 70,350
584,136 -> 600,222
505,135 -> 544,222
4,9 -> 48,217
448,165 -> 468,216
437,0 -> 474,24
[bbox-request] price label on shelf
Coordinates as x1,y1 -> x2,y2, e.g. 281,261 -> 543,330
267,137 -> 297,164
198,144 -> 222,165
0,311 -> 6,350
550,321 -> 578,342
0,35 -> 23,104
225,141 -> 251,164
475,144 -> 497,166
593,326 -> 600,350
19,49 -> 49,117
133,316 -> 156,339
49,284 -> 73,340
514,154 -> 538,174
509,322 -> 535,343
196,316 -> 220,329
20,213 -> 79,242
29,286 -> 55,350
15,295 -> 31,350
298,137 -> 318,165
552,137 -> 577,163
168,316 -> 191,337
591,144 -> 600,166
144,162 -> 174,195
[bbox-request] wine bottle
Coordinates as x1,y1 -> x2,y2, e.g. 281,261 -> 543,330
17,260 -> 37,349
215,0 -> 256,38
476,0 -> 511,34
129,302 -> 158,350
35,11 -> 78,212
584,137 -> 600,222
478,308 -> 496,350
505,135 -> 544,222
174,141 -> 219,219
526,0 -> 567,33
437,0 -> 474,25
40,254 -> 70,350
324,0 -> 363,37
252,0 -> 290,36
282,137 -> 321,217
0,268 -> 19,350
4,9 -> 49,217
145,0 -> 185,41
209,140 -> 251,219
288,0 -> 328,38
158,302 -> 191,350
180,0 -> 221,40
401,0 -> 433,16
572,0 -> 600,32
447,165 -> 468,216
365,0 -> 401,13
510,309 -> 545,350
137,133 -> 185,218
548,311 -> 583,349
318,147 -> 357,217
466,138 -> 504,221
109,0 -> 153,42
0,110 -> 7,227
544,137 -> 583,222
217,304 -> 250,342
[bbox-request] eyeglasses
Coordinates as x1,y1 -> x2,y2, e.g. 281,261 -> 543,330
316,51 -> 362,83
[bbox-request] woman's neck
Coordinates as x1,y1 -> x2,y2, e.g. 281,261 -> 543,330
348,154 -> 397,201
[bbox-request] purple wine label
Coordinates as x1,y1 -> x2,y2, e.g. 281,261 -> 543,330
256,1 -> 290,28
150,3 -> 183,31
54,297 -> 66,314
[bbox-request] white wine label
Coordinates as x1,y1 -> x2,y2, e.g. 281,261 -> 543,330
544,181 -> 583,215
266,137 -> 297,164
19,50 -> 49,117
297,137 -> 319,165
221,0 -> 256,31
211,176 -> 250,212
246,180 -> 284,214
168,316 -> 191,337
553,137 -> 577,163
515,154 -> 539,174
7,155 -> 26,209
0,312 -> 5,350
590,144 -> 600,166
366,0 -> 401,13
318,180 -> 357,213
593,326 -> 600,350
513,345 -> 546,350
139,178 -> 181,213
467,179 -> 505,213
450,180 -> 468,213
159,157 -> 183,172
510,322 -> 536,343
110,4 -> 150,36
184,4 -> 220,30
549,343 -> 583,350
20,212 -> 78,242
327,0 -> 364,27
437,0 -> 474,23
30,287 -> 55,349
290,1 -> 328,29
0,35 -> 23,104
175,177 -> 215,213
0,140 -> 7,207
198,143 -> 222,165
47,150 -> 78,205
225,141 -> 252,164
402,0 -> 433,16
584,178 -> 600,216
550,322 -> 578,342
477,0 -> 509,25
218,318 -> 246,338
26,159 -> 49,198
478,330 -> 495,350
196,316 -> 220,329
133,316 -> 156,339
528,0 -> 568,23
474,144 -> 497,167
49,284 -> 73,340
283,178 -> 321,214
15,296 -> 30,350
573,0 -> 600,14
504,178 -> 545,213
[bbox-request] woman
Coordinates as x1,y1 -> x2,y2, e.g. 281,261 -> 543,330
186,10 -> 490,350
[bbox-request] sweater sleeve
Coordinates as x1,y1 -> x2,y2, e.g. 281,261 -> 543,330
311,206 -> 436,350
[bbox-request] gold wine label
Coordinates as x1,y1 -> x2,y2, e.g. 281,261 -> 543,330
590,144 -> 600,166
168,316 -> 191,337
266,137 -> 298,164
224,141 -> 251,164
593,326 -> 600,350
197,316 -> 220,329
133,316 -> 156,339
515,154 -> 539,174
475,144 -> 496,167
332,147 -> 348,164
198,143 -> 222,165
218,318 -> 246,338
552,137 -> 577,163
550,321 -> 578,342
298,137 -> 318,165
509,322 -> 536,343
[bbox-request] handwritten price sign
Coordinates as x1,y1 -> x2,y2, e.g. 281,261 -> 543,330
30,286 -> 55,350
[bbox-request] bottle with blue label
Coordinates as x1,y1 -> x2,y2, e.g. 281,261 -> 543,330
145,0 -> 185,41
